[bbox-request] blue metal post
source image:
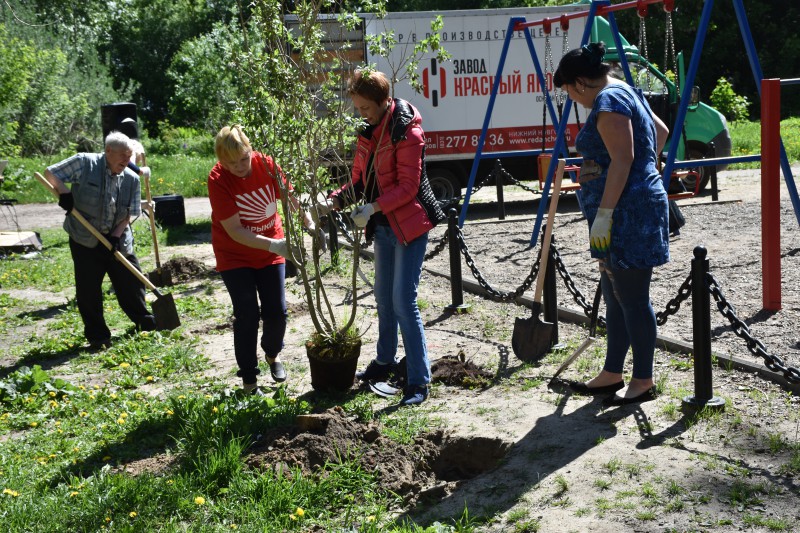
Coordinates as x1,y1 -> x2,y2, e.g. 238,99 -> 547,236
459,17 -> 521,228
732,0 -> 800,228
661,0 -> 714,186
529,1 -> 604,246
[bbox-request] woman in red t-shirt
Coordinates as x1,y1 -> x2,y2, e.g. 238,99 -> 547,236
208,125 -> 309,394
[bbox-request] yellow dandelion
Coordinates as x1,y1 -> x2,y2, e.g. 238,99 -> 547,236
111,393 -> 117,399
3,488 -> 19,497
165,409 -> 174,416
212,407 -> 218,414
178,395 -> 186,399
166,480 -> 174,485
102,455 -> 111,462
120,412 -> 128,418
49,400 -> 58,408
367,516 -> 376,523
194,496 -> 206,506
29,421 -> 38,428
146,376 -> 154,382
70,491 -> 79,497
289,514 -> 297,521
295,508 -> 305,517
94,385 -> 101,389
129,511 -> 137,518
49,391 -> 57,397
119,363 -> 130,369
117,418 -> 125,425
79,385 -> 86,390
105,517 -> 111,523
80,411 -> 88,417
55,421 -> 61,426
230,525 -> 238,530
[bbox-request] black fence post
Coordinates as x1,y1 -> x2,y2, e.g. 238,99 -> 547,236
709,142 -> 719,202
682,246 -> 725,413
327,215 -> 339,266
494,159 -> 506,221
543,238 -> 559,345
445,208 -> 470,313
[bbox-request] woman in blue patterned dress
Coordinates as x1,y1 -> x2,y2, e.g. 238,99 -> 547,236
554,42 -> 670,405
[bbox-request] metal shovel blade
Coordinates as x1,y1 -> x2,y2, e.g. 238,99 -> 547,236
512,302 -> 555,362
152,292 -> 181,330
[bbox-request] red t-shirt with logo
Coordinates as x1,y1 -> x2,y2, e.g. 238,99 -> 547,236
208,152 -> 286,272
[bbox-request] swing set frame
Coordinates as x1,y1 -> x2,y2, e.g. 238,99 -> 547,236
457,0 -> 800,250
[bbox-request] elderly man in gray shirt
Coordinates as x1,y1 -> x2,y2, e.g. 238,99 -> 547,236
45,131 -> 156,350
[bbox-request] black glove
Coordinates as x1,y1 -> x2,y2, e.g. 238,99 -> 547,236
58,192 -> 74,213
104,234 -> 121,253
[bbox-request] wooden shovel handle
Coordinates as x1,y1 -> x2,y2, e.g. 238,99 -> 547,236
532,159 -> 565,305
34,171 -> 161,294
143,174 -> 161,268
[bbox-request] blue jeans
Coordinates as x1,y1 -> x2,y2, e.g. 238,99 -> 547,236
600,262 -> 656,380
220,264 -> 286,384
372,225 -> 431,387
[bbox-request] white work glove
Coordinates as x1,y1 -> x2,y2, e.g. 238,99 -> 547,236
266,237 -> 290,259
140,166 -> 151,180
350,203 -> 375,228
590,208 -> 613,253
302,210 -> 315,231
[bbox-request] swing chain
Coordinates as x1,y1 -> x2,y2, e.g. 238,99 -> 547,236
664,8 -> 678,94
637,14 -> 653,92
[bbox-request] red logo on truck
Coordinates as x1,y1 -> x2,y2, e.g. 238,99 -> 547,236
422,59 -> 447,107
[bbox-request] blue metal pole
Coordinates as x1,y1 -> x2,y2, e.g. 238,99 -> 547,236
732,0 -> 800,228
459,17 -> 521,228
529,0 -> 603,247
661,0 -> 715,187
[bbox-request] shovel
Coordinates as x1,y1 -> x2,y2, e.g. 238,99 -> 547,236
143,173 -> 171,286
549,281 -> 602,385
35,172 -> 181,330
512,159 -> 565,362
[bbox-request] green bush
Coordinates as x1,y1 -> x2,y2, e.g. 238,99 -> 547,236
710,77 -> 750,122
147,121 -> 215,157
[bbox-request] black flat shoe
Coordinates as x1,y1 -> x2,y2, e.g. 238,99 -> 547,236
269,361 -> 286,382
603,387 -> 658,406
566,380 -> 625,395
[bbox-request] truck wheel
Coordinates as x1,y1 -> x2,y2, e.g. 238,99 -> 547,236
681,143 -> 713,192
428,168 -> 461,207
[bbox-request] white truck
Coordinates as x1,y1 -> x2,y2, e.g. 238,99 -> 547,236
311,5 -> 730,204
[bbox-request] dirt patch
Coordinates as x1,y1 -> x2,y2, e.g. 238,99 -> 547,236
431,350 -> 493,389
149,256 -> 211,286
245,406 -> 510,503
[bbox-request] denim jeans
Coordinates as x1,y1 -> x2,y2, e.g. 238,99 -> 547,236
600,261 -> 656,380
220,263 -> 286,385
372,225 -> 431,387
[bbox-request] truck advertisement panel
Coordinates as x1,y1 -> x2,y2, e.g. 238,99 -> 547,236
364,7 -> 587,160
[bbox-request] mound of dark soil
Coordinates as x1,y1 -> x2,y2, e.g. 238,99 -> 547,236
432,350 -> 493,389
150,256 -> 210,285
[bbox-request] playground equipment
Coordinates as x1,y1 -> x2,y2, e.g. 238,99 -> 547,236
457,0 -> 800,250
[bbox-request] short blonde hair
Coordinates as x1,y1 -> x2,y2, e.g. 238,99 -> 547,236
215,125 -> 252,162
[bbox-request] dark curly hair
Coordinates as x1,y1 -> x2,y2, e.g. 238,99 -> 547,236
553,42 -> 611,88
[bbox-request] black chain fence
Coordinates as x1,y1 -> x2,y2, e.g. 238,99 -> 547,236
707,273 -> 800,384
